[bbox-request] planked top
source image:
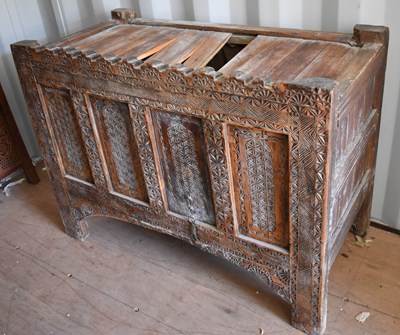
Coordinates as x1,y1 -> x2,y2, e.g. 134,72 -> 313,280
62,25 -> 232,70
42,21 -> 383,87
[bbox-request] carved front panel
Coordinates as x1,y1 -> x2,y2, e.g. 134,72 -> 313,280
91,97 -> 148,202
152,111 -> 215,225
229,126 -> 289,248
42,87 -> 93,183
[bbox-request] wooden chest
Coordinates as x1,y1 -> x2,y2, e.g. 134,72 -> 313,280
12,9 -> 388,334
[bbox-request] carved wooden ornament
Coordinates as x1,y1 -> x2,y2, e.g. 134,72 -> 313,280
11,10 -> 388,334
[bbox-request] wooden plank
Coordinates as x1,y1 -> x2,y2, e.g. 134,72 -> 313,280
334,45 -> 382,108
294,43 -> 360,80
183,32 -> 231,69
70,25 -> 139,52
146,30 -> 210,65
131,18 -> 353,44
219,35 -> 277,75
116,27 -> 181,60
0,171 -> 399,335
88,26 -> 154,56
266,41 -> 328,81
220,36 -> 304,78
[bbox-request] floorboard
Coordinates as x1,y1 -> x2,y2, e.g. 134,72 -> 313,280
0,168 -> 399,335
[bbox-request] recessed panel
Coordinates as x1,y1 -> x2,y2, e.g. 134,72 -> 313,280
152,111 -> 215,225
229,126 -> 289,248
42,87 -> 93,183
91,97 -> 148,202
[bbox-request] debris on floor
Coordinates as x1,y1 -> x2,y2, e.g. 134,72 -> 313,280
355,311 -> 370,323
354,235 -> 373,248
259,328 -> 264,334
2,178 -> 26,196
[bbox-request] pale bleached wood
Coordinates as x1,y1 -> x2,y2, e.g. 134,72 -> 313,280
82,26 -> 152,56
294,43 -> 359,80
220,35 -> 304,78
266,41 -> 328,81
146,30 -> 212,65
117,27 -> 181,59
183,31 -> 231,68
68,25 -> 135,51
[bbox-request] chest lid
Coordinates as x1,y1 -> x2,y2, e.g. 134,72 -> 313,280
40,16 -> 385,96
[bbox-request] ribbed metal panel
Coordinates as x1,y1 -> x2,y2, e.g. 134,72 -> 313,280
1,0 -> 399,229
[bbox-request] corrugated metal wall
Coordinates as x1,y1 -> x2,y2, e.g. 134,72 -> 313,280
1,0 -> 399,230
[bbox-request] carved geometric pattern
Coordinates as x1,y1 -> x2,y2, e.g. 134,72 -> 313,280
230,125 -> 291,248
16,45 -> 335,332
153,111 -> 215,225
199,242 -> 290,301
167,117 -> 206,211
129,104 -> 164,209
241,128 -> 276,232
92,98 -> 148,201
97,99 -> 138,188
203,120 -> 234,234
35,71 -> 328,318
43,87 -> 93,183
71,93 -> 106,189
35,76 -> 294,136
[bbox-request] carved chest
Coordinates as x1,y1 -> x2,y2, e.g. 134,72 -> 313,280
12,9 -> 388,334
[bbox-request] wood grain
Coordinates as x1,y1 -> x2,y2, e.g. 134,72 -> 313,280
0,170 -> 399,335
146,30 -> 213,65
183,31 -> 231,68
220,35 -> 304,78
131,18 -> 354,44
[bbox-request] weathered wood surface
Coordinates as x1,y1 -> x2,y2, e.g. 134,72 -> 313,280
182,31 -> 231,68
130,18 -> 354,44
2,171 -> 399,335
11,9 -> 389,335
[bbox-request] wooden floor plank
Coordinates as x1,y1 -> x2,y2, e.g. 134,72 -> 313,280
0,168 -> 399,335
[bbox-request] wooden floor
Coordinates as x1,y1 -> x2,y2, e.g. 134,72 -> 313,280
0,168 -> 399,335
